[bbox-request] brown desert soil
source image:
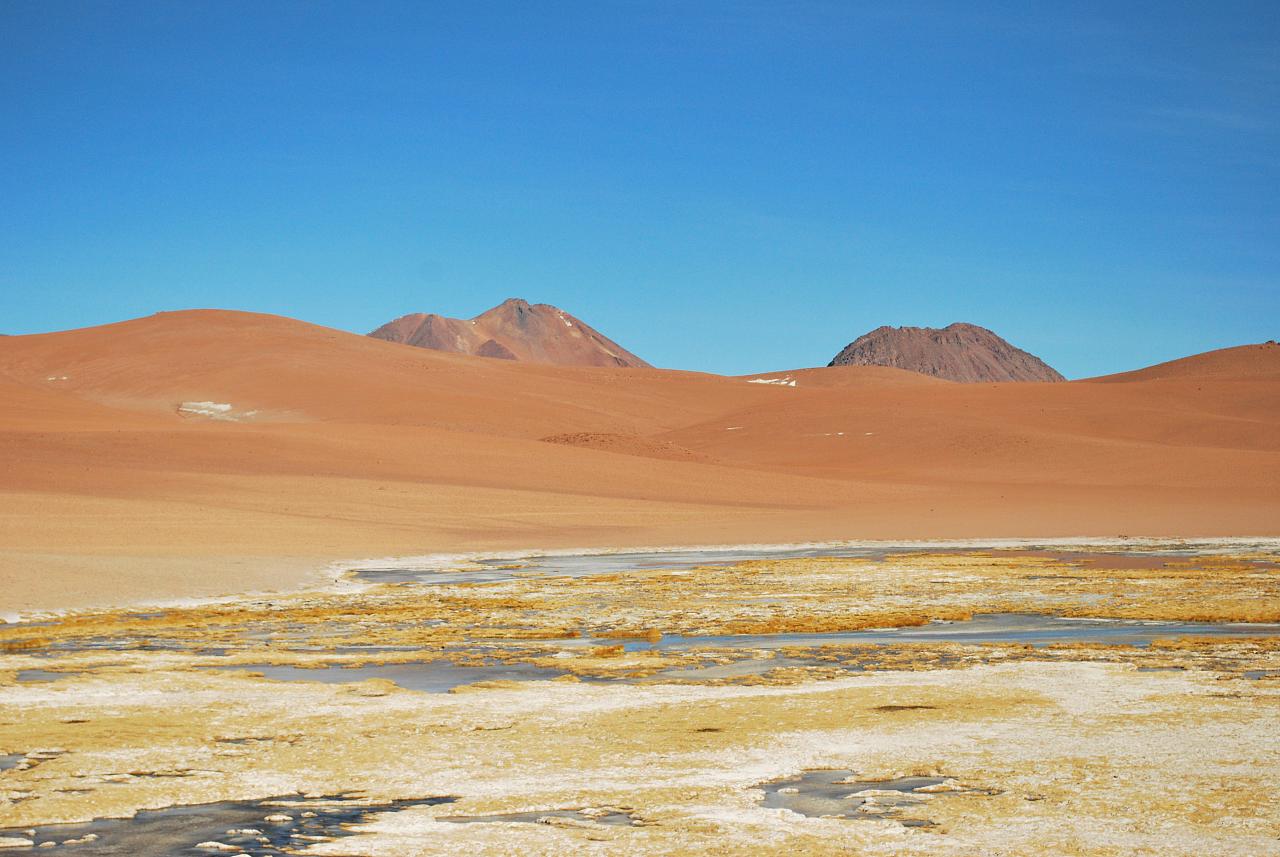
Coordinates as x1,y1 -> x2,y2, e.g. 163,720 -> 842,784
1,311 -> 1277,614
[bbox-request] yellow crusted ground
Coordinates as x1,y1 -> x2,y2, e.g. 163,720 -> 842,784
1,546 -> 1278,855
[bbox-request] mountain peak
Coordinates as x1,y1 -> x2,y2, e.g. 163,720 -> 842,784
828,322 -> 1064,382
369,300 -> 650,368
489,297 -> 532,313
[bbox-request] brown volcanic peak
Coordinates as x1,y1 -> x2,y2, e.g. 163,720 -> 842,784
828,322 -> 1064,383
369,298 -> 650,368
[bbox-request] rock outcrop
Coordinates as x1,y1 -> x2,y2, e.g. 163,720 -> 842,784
828,323 -> 1063,382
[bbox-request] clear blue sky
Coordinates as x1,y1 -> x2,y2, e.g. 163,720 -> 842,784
2,2 -> 1277,377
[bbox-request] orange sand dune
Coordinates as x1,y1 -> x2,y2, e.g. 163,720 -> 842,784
1,310 -> 1277,613
1086,341 -> 1280,382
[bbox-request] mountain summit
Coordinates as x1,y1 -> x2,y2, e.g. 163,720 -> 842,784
369,298 -> 650,368
828,322 -> 1064,382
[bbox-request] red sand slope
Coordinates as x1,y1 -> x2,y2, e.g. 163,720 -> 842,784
1,310 -> 1276,612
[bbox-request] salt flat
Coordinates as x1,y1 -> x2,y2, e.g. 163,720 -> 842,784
2,546 -> 1277,855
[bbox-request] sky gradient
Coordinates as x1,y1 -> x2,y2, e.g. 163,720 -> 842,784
2,1 -> 1277,377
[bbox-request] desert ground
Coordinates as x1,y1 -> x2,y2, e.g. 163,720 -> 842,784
0,310 -> 1277,614
1,312 -> 1278,855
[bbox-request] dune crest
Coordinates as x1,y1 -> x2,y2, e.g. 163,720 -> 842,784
1086,341 -> 1280,382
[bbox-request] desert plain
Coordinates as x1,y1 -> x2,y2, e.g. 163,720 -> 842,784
1,311 -> 1279,855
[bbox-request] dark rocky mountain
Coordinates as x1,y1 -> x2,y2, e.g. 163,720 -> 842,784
828,323 -> 1064,382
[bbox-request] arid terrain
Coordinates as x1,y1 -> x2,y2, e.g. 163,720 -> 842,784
2,542 -> 1278,855
1,311 -> 1279,855
0,310 -> 1277,614
5,1 -> 1275,853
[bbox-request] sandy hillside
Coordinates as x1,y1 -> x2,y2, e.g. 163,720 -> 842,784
1,310 -> 1277,613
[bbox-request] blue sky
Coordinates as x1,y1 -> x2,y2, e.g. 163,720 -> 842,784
2,1 -> 1277,377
